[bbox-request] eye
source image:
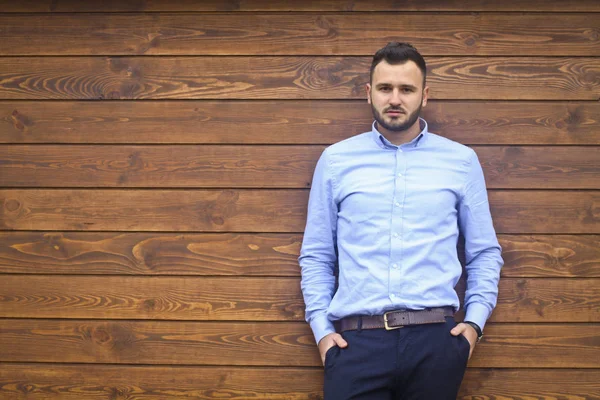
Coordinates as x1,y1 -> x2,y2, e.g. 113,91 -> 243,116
402,87 -> 414,93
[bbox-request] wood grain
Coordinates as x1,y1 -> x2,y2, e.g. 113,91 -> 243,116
500,235 -> 600,277
0,276 -> 306,321
0,0 -> 598,12
0,232 -> 304,276
475,146 -> 600,189
0,189 -> 309,232
458,369 -> 600,400
1,14 -> 598,56
0,145 -> 322,189
491,278 -> 600,322
0,57 -> 598,100
0,320 -> 597,367
0,364 -> 324,399
2,101 -> 599,145
1,189 -> 599,233
1,145 -> 599,189
0,365 -> 598,400
0,276 -> 597,322
0,4 -> 597,397
488,191 -> 600,234
1,232 -> 598,277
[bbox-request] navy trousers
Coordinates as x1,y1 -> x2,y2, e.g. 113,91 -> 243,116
323,317 -> 470,399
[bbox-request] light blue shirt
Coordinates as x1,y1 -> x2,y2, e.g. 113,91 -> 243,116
299,119 -> 503,343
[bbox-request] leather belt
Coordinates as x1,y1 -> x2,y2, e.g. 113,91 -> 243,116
335,307 -> 454,332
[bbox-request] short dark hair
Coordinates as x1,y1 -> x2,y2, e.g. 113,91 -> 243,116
370,42 -> 427,85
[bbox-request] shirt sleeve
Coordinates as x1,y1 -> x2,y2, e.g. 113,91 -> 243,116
458,149 -> 504,332
299,149 -> 338,344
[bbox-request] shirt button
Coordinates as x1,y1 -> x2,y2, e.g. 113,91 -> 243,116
393,232 -> 399,238
397,173 -> 402,177
390,293 -> 396,298
392,263 -> 398,269
395,202 -> 401,207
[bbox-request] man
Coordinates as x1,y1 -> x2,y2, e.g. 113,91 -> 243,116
299,42 -> 503,399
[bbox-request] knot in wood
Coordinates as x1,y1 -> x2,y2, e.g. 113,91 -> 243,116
4,199 -> 21,212
143,298 -> 156,311
92,327 -> 112,344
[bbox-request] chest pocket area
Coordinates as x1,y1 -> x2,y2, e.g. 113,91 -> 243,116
337,179 -> 391,241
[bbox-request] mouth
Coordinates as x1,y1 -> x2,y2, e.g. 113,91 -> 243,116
385,109 -> 405,116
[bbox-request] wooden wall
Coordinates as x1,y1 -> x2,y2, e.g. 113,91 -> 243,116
0,1 -> 599,398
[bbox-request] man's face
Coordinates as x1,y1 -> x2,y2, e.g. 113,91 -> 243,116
366,60 -> 428,134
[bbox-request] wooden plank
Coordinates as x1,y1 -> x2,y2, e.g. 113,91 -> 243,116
473,323 -> 600,368
1,190 -> 599,233
1,14 -> 598,56
459,369 -> 600,400
425,101 -> 600,146
0,365 -> 324,399
500,235 -> 600,277
0,232 -> 304,276
0,57 -> 598,100
0,0 -> 598,12
0,145 -> 323,189
491,278 -> 600,322
476,146 -> 600,189
1,232 -> 598,277
2,101 -> 599,145
0,365 -> 598,400
0,189 -> 309,232
0,320 -> 597,367
489,191 -> 600,234
0,276 -> 307,321
3,189 -> 600,234
1,145 -> 599,189
0,276 -> 598,322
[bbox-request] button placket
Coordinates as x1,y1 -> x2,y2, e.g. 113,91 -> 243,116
389,147 -> 406,299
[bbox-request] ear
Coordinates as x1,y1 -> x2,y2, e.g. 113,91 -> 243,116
422,85 -> 429,107
366,83 -> 372,104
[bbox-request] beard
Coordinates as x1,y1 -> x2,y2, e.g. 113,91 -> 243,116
371,100 -> 423,133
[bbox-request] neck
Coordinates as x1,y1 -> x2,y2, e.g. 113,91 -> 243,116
377,119 -> 422,146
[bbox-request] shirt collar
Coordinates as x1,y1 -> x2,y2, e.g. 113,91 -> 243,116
370,118 -> 428,150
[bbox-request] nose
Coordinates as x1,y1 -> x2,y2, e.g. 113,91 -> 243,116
389,89 -> 402,106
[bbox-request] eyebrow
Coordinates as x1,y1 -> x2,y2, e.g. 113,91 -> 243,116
375,83 -> 418,90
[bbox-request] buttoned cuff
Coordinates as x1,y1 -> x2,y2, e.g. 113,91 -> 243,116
465,303 -> 491,332
310,314 -> 336,344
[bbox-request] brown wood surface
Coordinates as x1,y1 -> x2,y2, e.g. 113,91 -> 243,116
0,365 -> 598,400
0,189 -> 309,232
0,365 -> 323,400
1,232 -> 598,277
0,57 -> 598,100
0,145 -> 322,189
459,369 -> 600,400
0,0 -> 598,12
489,191 -> 600,234
491,278 -> 600,322
0,276 -> 598,322
475,146 -> 600,189
0,276 -> 306,321
1,14 -> 598,56
0,232 -> 303,276
1,145 -> 599,189
0,4 -> 597,399
500,235 -> 600,277
2,101 -> 599,145
1,189 -> 599,233
0,320 -> 597,367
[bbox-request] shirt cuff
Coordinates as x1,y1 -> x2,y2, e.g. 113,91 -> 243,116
465,302 -> 491,332
310,314 -> 336,344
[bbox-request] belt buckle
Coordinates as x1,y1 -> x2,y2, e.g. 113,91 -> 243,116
383,311 -> 404,330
